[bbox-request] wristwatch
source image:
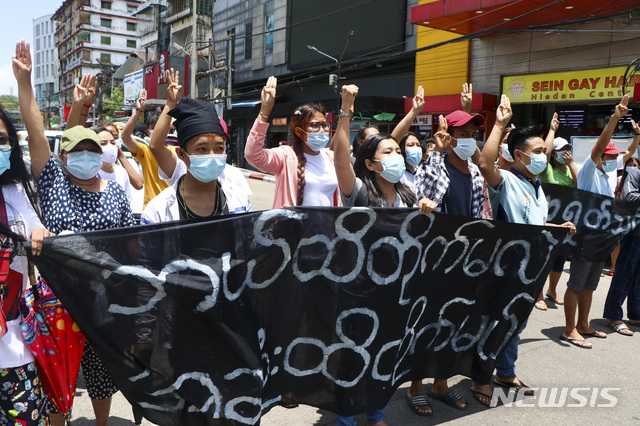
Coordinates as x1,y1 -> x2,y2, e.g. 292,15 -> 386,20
338,109 -> 352,120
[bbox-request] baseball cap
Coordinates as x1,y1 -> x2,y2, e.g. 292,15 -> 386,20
60,126 -> 101,153
602,141 -> 625,155
553,137 -> 571,151
445,110 -> 485,129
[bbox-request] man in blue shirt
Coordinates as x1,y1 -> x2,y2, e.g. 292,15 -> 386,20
562,95 -> 630,347
479,95 -> 575,401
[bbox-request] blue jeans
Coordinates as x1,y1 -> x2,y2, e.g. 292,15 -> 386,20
336,408 -> 386,426
495,319 -> 528,378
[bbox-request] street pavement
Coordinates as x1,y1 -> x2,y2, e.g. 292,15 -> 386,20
66,173 -> 640,425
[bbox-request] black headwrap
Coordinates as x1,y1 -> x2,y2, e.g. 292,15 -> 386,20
168,97 -> 226,147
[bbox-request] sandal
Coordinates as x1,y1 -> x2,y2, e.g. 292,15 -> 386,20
560,334 -> 593,349
545,293 -> 564,305
493,377 -> 535,396
404,392 -> 433,416
471,388 -> 496,408
534,300 -> 547,311
608,321 -> 633,336
427,388 -> 468,410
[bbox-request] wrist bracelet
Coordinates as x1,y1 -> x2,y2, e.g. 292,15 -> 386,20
259,111 -> 269,120
136,108 -> 145,113
83,103 -> 92,108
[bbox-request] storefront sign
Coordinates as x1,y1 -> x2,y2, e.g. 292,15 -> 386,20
412,114 -> 433,127
503,67 -> 638,103
272,118 -> 287,126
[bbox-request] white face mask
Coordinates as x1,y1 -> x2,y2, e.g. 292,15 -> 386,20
452,138 -> 477,161
101,143 -> 118,164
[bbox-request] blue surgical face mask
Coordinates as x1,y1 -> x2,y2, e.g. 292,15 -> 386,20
65,150 -> 103,180
302,130 -> 330,151
602,159 -> 618,173
0,145 -> 11,176
500,144 -> 514,163
188,154 -> 227,183
555,151 -> 567,164
374,153 -> 406,183
625,166 -> 636,174
452,137 -> 477,161
519,151 -> 547,175
405,147 -> 422,167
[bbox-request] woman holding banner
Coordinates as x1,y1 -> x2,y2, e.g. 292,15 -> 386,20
332,83 -> 435,424
14,40 -> 134,426
0,101 -> 53,424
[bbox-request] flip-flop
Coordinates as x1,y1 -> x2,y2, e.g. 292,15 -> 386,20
545,293 -> 564,305
493,377 -> 535,396
404,392 -> 433,416
560,334 -> 593,348
427,388 -> 468,410
608,322 -> 634,336
534,300 -> 547,311
580,330 -> 607,338
471,388 -> 496,408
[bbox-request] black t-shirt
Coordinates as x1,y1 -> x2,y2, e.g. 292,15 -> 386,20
442,160 -> 472,217
176,177 -> 229,220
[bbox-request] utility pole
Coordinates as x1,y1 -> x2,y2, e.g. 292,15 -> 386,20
191,0 -> 198,98
208,37 -> 214,100
226,29 -> 234,111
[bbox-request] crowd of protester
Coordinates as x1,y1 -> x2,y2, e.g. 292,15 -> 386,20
3,39 -> 640,426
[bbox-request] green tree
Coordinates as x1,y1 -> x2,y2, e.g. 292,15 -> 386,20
101,87 -> 124,118
0,95 -> 19,110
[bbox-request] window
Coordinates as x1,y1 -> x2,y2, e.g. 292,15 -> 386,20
36,67 -> 41,78
101,1 -> 112,9
101,18 -> 112,28
127,3 -> 137,12
101,36 -> 111,45
36,25 -> 40,36
46,51 -> 49,62
245,22 -> 252,60
78,32 -> 90,43
35,52 -> 40,65
100,53 -> 111,63
46,65 -> 49,77
127,39 -> 136,48
36,38 -> 41,50
127,22 -> 136,31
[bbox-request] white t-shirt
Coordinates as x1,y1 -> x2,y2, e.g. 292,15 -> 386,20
98,164 -> 133,203
301,150 -> 338,207
159,159 -> 252,214
0,184 -> 44,368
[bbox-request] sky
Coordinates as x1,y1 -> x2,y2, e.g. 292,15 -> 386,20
1,2 -> 59,96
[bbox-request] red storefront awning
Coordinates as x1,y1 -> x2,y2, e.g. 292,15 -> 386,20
404,93 -> 498,115
410,0 -> 640,36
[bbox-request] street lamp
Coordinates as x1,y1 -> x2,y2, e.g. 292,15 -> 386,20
307,31 -> 355,92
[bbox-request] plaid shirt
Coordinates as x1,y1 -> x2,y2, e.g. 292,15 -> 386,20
414,151 -> 486,219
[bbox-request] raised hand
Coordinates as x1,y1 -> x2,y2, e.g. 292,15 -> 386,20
461,83 -> 472,113
167,68 -> 183,105
12,40 -> 32,84
614,94 -> 629,119
631,119 -> 640,135
340,84 -> 359,115
260,76 -> 277,118
433,114 -> 451,152
549,112 -> 559,132
496,94 -> 512,129
73,74 -> 98,105
137,88 -> 147,112
412,85 -> 425,113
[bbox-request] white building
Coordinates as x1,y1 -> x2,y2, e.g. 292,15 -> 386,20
32,14 -> 59,111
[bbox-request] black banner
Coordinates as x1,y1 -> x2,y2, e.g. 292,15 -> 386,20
31,208 -> 566,425
543,183 -> 640,261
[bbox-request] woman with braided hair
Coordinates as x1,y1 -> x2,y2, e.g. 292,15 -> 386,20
245,76 -> 341,208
